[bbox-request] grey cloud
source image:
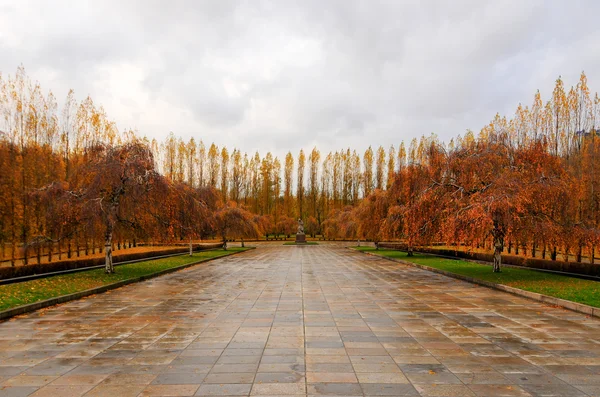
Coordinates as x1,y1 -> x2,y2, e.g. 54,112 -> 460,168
1,0 -> 599,160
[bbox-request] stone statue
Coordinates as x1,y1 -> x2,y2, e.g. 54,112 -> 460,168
297,218 -> 305,235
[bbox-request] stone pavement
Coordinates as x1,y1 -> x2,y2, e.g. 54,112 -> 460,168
0,244 -> 599,397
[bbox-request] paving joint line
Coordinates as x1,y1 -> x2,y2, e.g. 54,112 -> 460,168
353,248 -> 600,320
0,248 -> 255,322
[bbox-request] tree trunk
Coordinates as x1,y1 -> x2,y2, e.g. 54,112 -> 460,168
189,237 -> 193,256
407,245 -> 413,256
551,246 -> 557,261
563,246 -> 570,262
591,245 -> 595,265
576,245 -> 582,263
105,242 -> 113,273
241,238 -> 245,248
47,242 -> 52,262
493,245 -> 502,272
105,222 -> 115,274
58,240 -> 62,260
37,243 -> 41,264
67,240 -> 72,258
10,241 -> 15,266
542,243 -> 546,259
492,227 -> 504,273
508,240 -> 512,254
531,241 -> 536,258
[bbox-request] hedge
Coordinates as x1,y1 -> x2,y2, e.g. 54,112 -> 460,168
377,242 -> 600,277
0,243 -> 223,280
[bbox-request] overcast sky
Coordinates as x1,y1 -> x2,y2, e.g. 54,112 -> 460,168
1,0 -> 599,159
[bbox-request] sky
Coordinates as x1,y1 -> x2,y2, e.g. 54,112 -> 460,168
1,0 -> 599,160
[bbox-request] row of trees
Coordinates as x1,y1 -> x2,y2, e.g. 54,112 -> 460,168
153,135 -> 406,224
326,73 -> 600,270
1,66 -> 599,271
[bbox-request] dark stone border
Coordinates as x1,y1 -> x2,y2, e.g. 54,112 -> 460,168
353,248 -> 599,319
0,248 -> 254,321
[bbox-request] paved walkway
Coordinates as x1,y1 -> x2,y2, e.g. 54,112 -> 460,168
0,245 -> 599,397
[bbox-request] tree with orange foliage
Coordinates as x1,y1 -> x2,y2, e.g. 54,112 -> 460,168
355,189 -> 388,246
81,142 -> 166,273
214,202 -> 259,247
434,139 -> 569,271
305,216 -> 319,238
276,215 -> 296,238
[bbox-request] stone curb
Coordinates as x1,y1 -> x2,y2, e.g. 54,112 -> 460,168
0,248 -> 254,322
355,249 -> 599,319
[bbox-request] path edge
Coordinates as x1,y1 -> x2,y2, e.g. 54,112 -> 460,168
0,247 -> 255,321
353,248 -> 599,319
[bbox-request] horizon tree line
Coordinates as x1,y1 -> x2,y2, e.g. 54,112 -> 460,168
1,66 -> 599,271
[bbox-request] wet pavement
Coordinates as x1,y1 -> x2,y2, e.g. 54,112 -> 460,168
0,244 -> 599,397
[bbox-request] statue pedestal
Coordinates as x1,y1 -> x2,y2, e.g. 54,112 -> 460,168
295,234 -> 306,244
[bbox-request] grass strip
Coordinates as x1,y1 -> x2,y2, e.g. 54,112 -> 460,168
354,247 -> 600,308
0,248 -> 248,312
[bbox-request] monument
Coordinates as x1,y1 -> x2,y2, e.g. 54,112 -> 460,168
295,218 -> 306,243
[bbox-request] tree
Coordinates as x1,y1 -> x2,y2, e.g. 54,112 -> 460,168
214,202 -> 259,247
230,149 -> 243,203
284,152 -> 294,217
434,140 -> 569,271
305,216 -> 319,238
355,189 -> 388,245
308,147 -> 320,219
276,215 -> 296,238
197,140 -> 206,187
363,146 -> 373,197
82,142 -> 166,273
375,145 -> 386,190
386,145 -> 396,189
207,143 -> 219,187
297,149 -> 305,217
220,147 -> 229,201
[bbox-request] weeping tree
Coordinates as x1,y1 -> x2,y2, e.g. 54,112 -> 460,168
214,202 -> 260,248
170,182 -> 208,255
82,142 -> 167,273
436,140 -> 569,272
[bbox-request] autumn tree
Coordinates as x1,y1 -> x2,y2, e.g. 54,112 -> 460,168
375,145 -> 386,190
363,146 -> 373,197
214,202 -> 259,247
355,189 -> 388,245
81,142 -> 166,273
297,149 -> 305,218
308,147 -> 320,219
284,152 -> 294,216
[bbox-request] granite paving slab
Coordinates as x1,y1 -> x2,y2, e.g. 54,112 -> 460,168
1,244 -> 599,396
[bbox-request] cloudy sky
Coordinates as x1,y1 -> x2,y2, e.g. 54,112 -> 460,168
1,0 -> 598,159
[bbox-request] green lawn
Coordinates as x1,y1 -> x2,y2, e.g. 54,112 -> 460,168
354,247 -> 600,308
283,241 -> 319,245
0,248 -> 248,312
